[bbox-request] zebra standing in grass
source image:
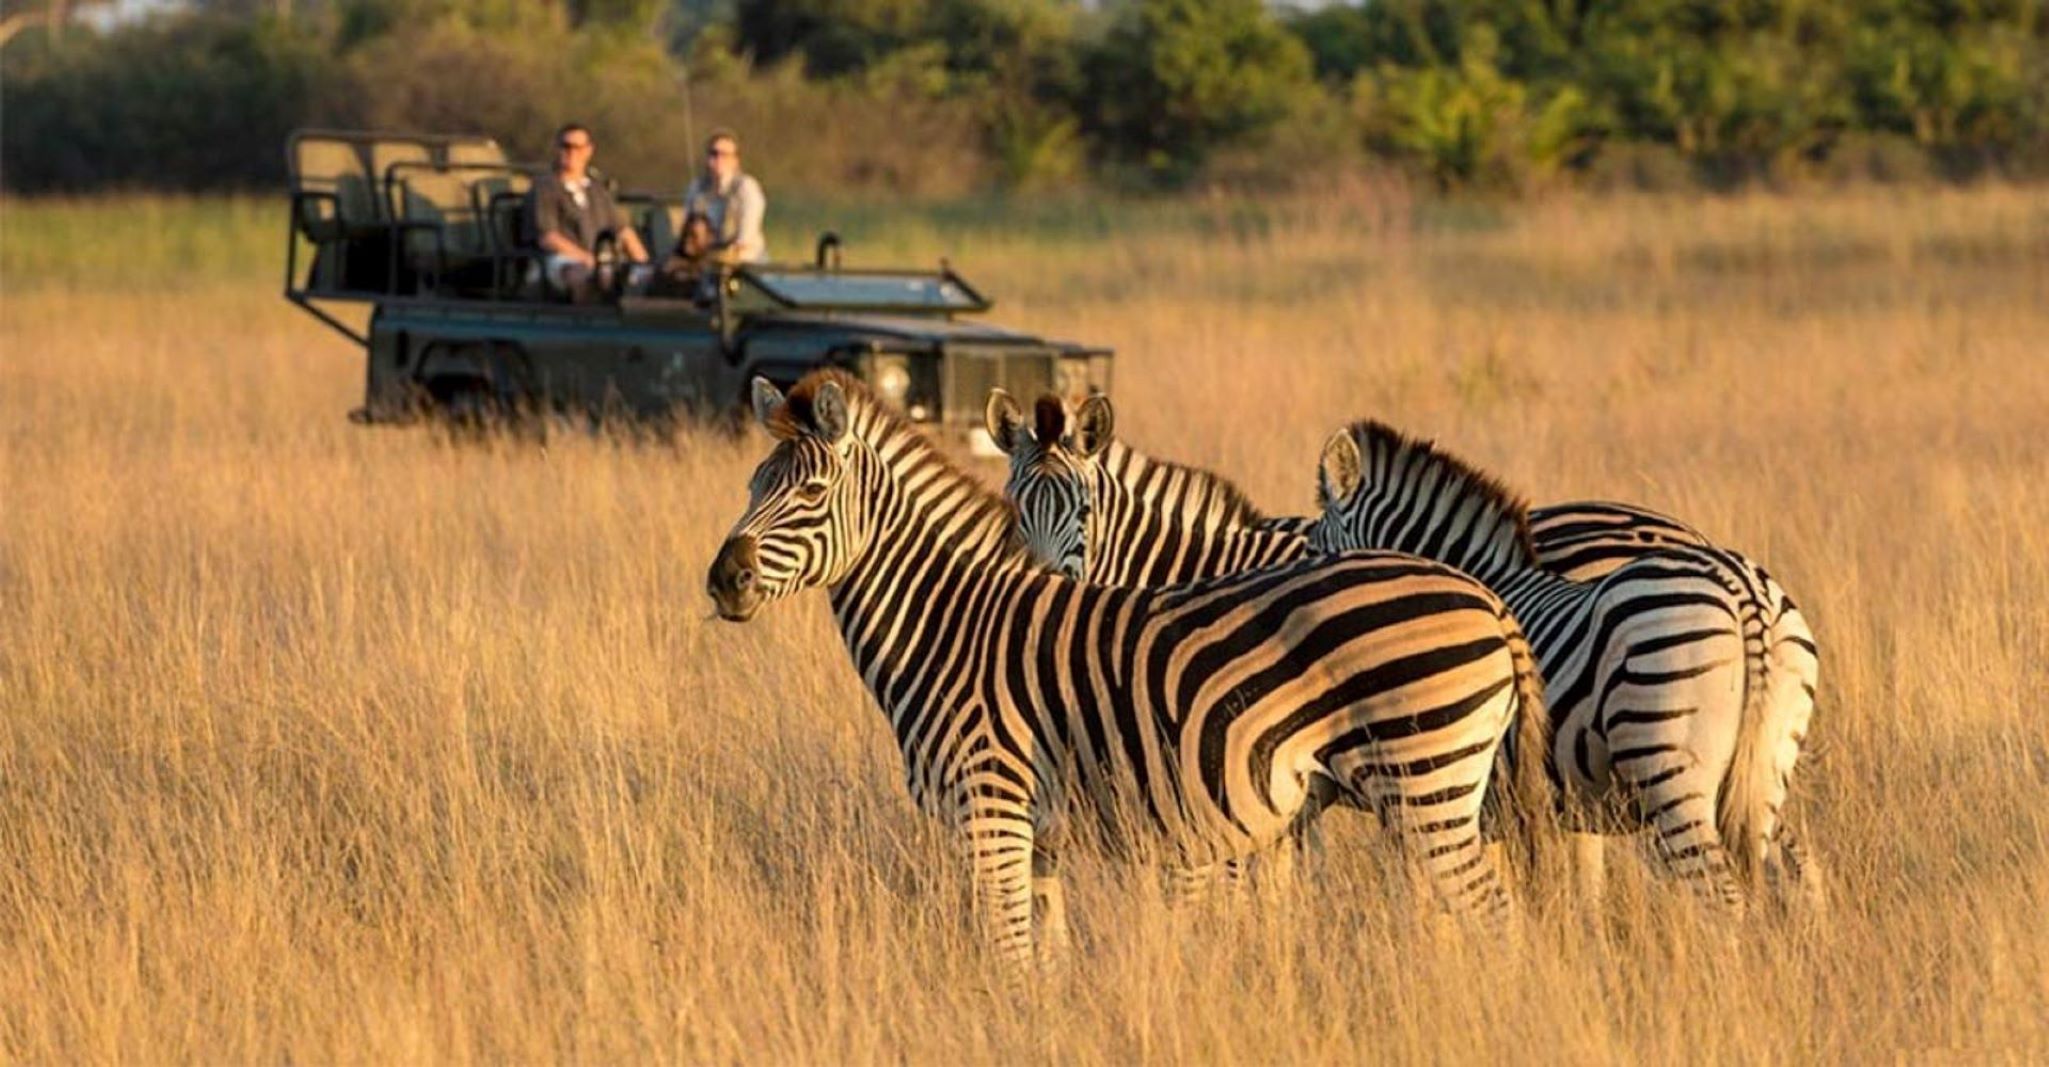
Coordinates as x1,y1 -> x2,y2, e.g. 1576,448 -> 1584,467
706,371 -> 1552,969
1312,424 -> 1822,911
989,392 -> 1820,912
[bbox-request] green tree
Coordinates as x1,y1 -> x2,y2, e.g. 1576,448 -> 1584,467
1353,26 -> 1552,188
1078,0 -> 1314,183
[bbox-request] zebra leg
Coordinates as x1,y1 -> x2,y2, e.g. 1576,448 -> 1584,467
1369,774 -> 1514,931
1623,762 -> 1746,913
1031,845 -> 1072,967
1163,859 -> 1247,911
957,786 -> 1038,974
1769,825 -> 1830,921
1279,773 -> 1341,882
1242,797 -> 1327,895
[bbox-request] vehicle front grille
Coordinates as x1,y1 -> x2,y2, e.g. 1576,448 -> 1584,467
943,347 -> 1062,425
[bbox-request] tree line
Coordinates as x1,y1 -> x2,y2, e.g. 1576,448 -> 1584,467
2,0 -> 2043,196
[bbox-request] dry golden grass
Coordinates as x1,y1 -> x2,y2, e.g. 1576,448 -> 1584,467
3,187 -> 2047,1063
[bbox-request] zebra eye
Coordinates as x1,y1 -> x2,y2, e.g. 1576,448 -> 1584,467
795,480 -> 829,503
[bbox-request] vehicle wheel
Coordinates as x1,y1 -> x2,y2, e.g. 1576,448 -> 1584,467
426,376 -> 501,436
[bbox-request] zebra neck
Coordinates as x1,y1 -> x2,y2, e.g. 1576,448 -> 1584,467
1363,498 -> 1533,586
1093,441 -> 1281,586
825,423 -> 1031,721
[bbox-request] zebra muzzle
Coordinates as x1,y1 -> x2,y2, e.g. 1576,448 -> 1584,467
707,536 -> 764,621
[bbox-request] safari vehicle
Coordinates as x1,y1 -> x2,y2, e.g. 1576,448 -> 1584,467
283,128 -> 1112,435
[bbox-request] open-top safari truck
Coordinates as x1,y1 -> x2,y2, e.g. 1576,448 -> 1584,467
282,128 -> 1112,435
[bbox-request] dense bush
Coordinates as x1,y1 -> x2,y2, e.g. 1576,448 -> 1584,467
1303,0 -> 2048,189
1075,0 -> 1315,183
1,16 -> 340,192
0,0 -> 2043,194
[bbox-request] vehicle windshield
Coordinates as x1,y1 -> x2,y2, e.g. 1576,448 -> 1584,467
737,268 -> 985,312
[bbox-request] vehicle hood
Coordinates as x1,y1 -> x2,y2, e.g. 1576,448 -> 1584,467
748,311 -> 1061,347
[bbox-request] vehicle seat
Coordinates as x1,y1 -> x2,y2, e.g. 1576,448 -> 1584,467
474,172 -> 537,298
392,161 -> 514,296
290,136 -> 380,235
371,140 -> 432,207
447,139 -> 507,168
288,134 -> 388,293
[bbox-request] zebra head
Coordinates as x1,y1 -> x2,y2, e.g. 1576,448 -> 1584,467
985,389 -> 1114,581
1309,425 -> 1374,555
709,375 -> 871,621
1309,421 -> 1537,576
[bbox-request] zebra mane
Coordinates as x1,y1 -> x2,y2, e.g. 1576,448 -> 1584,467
1015,394 -> 1265,527
768,368 -> 863,439
1108,440 -> 1271,527
1342,420 -> 1538,565
780,369 -> 1032,560
1033,395 -> 1066,446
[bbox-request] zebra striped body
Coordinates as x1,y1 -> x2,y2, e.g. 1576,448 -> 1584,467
1528,501 -> 1715,581
1312,423 -> 1818,910
991,395 -> 1819,911
708,373 -> 1549,967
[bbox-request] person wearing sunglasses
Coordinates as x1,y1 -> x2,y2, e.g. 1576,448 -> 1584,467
526,122 -> 650,298
682,130 -> 768,265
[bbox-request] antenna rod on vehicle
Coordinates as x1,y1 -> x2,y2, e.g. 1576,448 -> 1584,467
677,66 -> 696,173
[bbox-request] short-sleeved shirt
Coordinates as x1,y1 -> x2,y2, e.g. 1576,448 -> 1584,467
683,172 -> 768,263
526,171 -> 625,254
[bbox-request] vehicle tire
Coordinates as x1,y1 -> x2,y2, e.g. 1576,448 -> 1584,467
425,376 -> 500,436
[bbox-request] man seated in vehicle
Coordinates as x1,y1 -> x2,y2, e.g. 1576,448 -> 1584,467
526,123 -> 650,298
682,130 -> 768,265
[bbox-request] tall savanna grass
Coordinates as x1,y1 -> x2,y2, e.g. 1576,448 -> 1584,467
3,187 -> 2046,1062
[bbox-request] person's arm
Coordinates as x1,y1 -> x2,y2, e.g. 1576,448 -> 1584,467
618,225 -> 650,264
729,176 -> 767,262
539,229 -> 592,264
588,186 -> 648,263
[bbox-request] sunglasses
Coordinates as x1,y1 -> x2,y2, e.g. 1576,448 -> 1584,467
558,140 -> 593,150
708,147 -> 736,158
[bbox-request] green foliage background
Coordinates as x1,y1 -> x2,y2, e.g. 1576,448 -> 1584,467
2,0 -> 2044,195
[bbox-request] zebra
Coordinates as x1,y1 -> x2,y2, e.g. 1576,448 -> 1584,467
1521,500 -> 1828,902
988,389 -> 1709,587
706,370 -> 1553,970
988,392 -> 1820,913
1312,422 -> 1821,913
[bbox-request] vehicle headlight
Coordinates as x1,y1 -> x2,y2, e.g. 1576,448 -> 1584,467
870,354 -> 912,407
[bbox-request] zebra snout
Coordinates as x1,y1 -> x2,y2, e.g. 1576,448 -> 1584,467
708,536 -> 763,621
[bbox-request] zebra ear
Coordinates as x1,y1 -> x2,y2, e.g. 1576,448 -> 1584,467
813,379 -> 851,444
1318,429 -> 1363,507
984,389 -> 1025,454
1071,394 -> 1115,458
751,377 -> 787,432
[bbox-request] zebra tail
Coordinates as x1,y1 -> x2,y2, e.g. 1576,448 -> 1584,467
1500,612 -> 1560,889
1716,576 -> 1806,891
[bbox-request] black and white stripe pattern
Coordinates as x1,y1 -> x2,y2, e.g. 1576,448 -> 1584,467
1311,422 -> 1819,912
991,394 -> 1819,912
989,391 -> 1313,585
1527,501 -> 1715,581
707,372 -> 1551,968
987,395 -> 1733,590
